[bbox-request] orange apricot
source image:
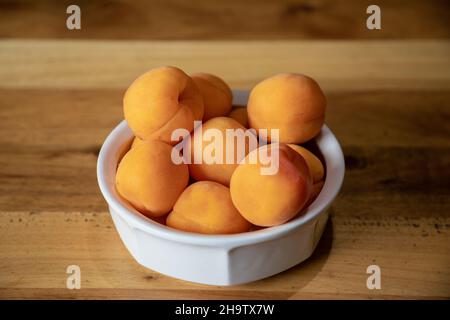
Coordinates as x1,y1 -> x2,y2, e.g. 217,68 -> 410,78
130,136 -> 144,149
287,144 -> 324,183
191,73 -> 232,121
124,66 -> 204,144
166,181 -> 251,234
306,180 -> 325,207
116,139 -> 189,217
228,107 -> 248,128
247,73 -> 326,143
188,117 -> 257,186
230,143 -> 312,227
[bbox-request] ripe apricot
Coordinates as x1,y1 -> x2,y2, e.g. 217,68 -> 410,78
228,107 -> 248,128
287,144 -> 324,183
191,73 -> 232,121
306,180 -> 325,207
230,144 -> 312,227
166,181 -> 251,234
116,140 -> 189,217
130,136 -> 144,149
124,66 -> 204,144
248,73 -> 326,143
188,117 -> 257,186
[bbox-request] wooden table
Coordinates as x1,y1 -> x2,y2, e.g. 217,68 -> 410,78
0,1 -> 449,300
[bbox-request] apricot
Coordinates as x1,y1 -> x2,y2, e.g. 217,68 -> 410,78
166,181 -> 251,234
191,73 -> 232,121
228,107 -> 248,128
130,136 -> 144,149
116,140 -> 189,217
247,73 -> 326,143
306,180 -> 325,206
287,144 -> 324,183
188,117 -> 256,186
124,66 -> 204,144
230,144 -> 312,227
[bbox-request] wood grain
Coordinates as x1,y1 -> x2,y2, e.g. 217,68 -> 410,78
0,40 -> 449,91
0,0 -> 449,40
0,89 -> 449,213
0,211 -> 448,299
0,39 -> 449,299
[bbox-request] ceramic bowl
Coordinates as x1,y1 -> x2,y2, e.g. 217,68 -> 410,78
97,90 -> 345,285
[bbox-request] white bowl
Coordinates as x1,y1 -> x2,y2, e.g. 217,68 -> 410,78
97,90 -> 345,286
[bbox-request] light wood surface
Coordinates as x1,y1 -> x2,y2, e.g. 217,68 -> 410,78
1,40 -> 449,91
0,39 -> 449,299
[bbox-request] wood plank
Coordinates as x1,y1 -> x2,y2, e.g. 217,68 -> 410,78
1,89 -> 449,149
0,89 -> 449,213
0,40 -> 449,91
0,211 -> 448,299
0,0 -> 449,40
2,144 -> 449,214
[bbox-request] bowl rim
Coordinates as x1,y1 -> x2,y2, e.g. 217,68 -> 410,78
97,91 -> 345,248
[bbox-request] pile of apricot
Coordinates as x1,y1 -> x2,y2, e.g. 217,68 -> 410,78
116,66 -> 326,234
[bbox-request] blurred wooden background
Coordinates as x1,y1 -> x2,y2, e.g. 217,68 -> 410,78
0,0 -> 449,39
0,0 -> 449,299
0,0 -> 450,40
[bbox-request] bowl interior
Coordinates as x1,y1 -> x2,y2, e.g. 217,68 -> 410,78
97,90 -> 345,246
